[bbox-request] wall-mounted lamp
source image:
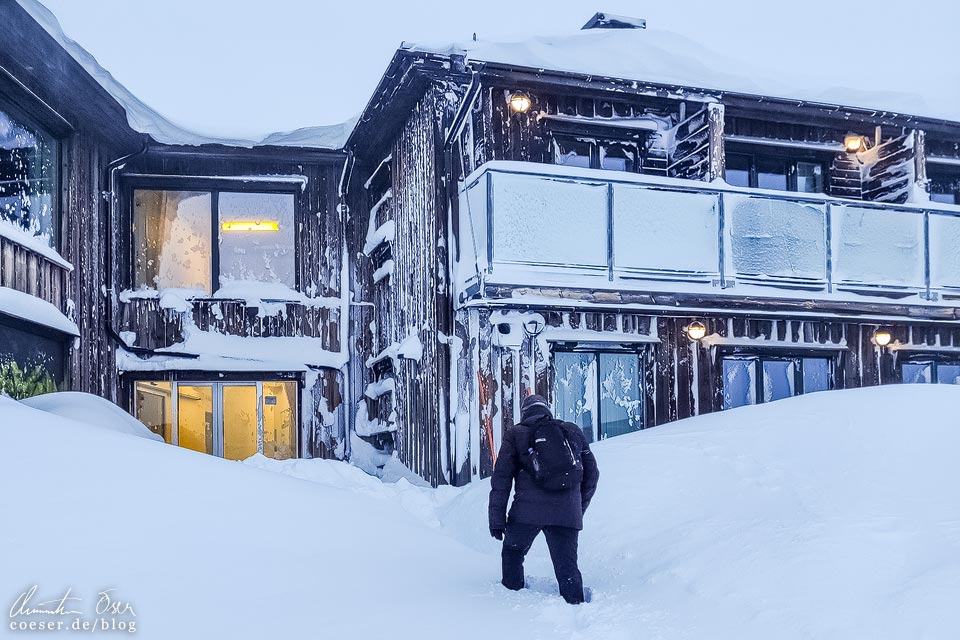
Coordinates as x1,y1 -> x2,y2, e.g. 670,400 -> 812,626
686,321 -> 707,341
844,134 -> 869,153
873,329 -> 893,347
221,221 -> 280,232
522,317 -> 545,337
508,92 -> 532,114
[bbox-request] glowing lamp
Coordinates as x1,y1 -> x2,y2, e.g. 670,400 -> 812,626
221,221 -> 280,232
509,92 -> 532,113
686,321 -> 707,341
873,329 -> 893,347
844,134 -> 866,153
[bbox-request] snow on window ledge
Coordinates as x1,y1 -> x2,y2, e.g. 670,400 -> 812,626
0,221 -> 72,270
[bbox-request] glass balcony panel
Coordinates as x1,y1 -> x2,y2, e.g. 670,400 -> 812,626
613,186 -> 719,276
832,206 -> 924,288
929,213 -> 960,290
726,195 -> 826,282
491,173 -> 607,268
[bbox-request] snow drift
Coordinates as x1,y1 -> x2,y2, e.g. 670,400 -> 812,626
3,385 -> 960,639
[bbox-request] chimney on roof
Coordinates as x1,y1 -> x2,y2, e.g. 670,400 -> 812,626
581,12 -> 646,30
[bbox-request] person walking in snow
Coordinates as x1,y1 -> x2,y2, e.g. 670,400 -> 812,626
488,394 -> 600,604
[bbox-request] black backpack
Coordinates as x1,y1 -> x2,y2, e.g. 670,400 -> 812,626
522,418 -> 584,491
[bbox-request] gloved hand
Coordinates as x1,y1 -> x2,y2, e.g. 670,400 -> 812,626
490,527 -> 504,541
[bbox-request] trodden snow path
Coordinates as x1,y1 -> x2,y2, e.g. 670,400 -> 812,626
3,385 -> 960,639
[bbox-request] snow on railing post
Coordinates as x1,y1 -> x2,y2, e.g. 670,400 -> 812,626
607,182 -> 615,281
825,202 -> 833,294
486,171 -> 494,274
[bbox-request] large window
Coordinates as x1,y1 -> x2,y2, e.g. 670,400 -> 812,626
0,104 -> 59,246
133,188 -> 296,293
134,380 -> 298,459
725,151 -> 826,194
722,354 -> 833,409
553,135 -> 642,174
902,360 -> 960,385
552,350 -> 644,442
928,169 -> 960,205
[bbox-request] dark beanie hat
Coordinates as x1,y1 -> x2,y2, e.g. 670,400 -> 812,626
521,394 -> 550,416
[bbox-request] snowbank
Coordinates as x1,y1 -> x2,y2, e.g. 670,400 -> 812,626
4,385 -> 960,639
20,392 -> 160,441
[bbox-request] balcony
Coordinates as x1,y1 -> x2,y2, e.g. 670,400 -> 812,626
456,161 -> 960,310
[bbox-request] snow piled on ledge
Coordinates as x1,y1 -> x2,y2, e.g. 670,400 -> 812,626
0,286 -> 78,336
4,385 -> 960,638
15,0 -> 354,149
406,28 -> 956,123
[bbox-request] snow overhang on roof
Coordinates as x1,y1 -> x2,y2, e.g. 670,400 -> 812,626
14,0 -> 356,151
402,27 -> 960,127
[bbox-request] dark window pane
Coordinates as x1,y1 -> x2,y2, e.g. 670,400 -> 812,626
600,143 -> 636,172
725,153 -> 751,187
0,106 -> 58,246
902,363 -> 932,384
555,138 -> 592,168
598,353 -> 642,439
936,364 -> 960,385
796,161 -> 824,193
722,358 -> 756,409
553,351 -> 597,442
802,358 -> 831,393
930,192 -> 957,205
762,359 -> 795,402
756,157 -> 788,191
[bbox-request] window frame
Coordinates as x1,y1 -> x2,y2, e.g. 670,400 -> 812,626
927,168 -> 960,205
719,350 -> 839,409
133,377 -> 301,459
551,345 -> 647,442
550,131 -> 645,174
724,146 -> 829,194
899,357 -> 960,384
0,95 -> 63,250
125,177 -> 302,295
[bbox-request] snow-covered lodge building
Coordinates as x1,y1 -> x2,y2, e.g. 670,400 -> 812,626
3,4 -> 960,485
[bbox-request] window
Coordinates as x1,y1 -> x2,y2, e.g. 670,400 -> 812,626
134,380 -> 298,459
902,361 -> 960,385
928,169 -> 960,205
552,350 -> 644,442
724,151 -> 826,194
0,104 -> 59,246
722,354 -> 833,409
553,135 -> 641,173
133,188 -> 295,293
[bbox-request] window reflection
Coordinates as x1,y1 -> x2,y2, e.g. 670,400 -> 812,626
0,106 -> 58,246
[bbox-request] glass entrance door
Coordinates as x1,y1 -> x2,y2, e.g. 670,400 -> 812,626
135,380 -> 298,459
222,384 -> 259,460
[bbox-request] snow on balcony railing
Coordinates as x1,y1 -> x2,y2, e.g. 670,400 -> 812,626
457,161 -> 960,305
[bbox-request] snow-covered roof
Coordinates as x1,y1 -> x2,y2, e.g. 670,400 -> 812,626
15,0 -> 354,150
405,28 -> 960,124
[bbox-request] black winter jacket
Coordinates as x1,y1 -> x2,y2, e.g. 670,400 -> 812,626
488,407 -> 600,531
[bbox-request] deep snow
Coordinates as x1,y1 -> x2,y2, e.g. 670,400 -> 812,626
3,385 -> 960,639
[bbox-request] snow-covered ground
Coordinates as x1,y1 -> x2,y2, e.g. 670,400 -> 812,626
3,385 -> 960,639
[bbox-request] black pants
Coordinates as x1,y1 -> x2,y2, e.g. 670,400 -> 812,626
501,522 -> 584,604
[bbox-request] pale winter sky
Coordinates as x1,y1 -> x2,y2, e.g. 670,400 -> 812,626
37,0 -> 956,140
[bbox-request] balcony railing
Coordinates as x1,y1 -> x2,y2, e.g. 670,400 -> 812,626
457,161 -> 960,305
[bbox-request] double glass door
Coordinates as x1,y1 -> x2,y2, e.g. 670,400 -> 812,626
135,380 -> 297,460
